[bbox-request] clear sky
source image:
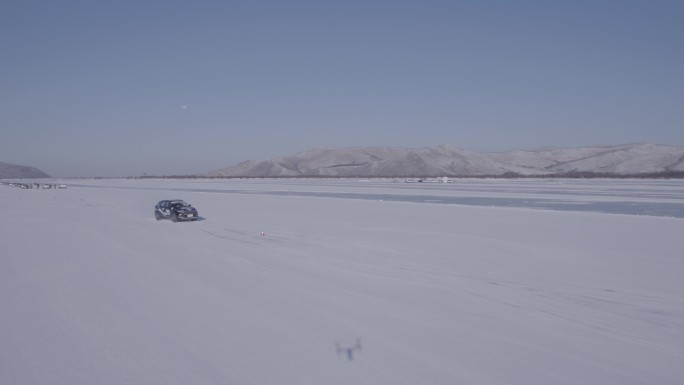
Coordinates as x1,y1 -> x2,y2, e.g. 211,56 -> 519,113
2,0 -> 683,177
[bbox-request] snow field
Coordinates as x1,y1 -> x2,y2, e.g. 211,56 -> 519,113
2,180 -> 684,385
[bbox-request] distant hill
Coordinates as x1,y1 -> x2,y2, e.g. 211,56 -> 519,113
207,143 -> 684,178
0,161 -> 51,179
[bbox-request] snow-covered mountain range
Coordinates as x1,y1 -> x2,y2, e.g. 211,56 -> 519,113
0,161 -> 50,179
208,143 -> 684,177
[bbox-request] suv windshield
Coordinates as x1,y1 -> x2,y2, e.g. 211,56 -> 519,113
171,201 -> 190,208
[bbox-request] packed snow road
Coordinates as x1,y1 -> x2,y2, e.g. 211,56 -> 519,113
2,179 -> 684,385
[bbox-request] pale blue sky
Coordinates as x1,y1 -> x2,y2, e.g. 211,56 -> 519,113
2,0 -> 683,177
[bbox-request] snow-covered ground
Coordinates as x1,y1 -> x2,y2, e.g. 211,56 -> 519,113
2,179 -> 683,385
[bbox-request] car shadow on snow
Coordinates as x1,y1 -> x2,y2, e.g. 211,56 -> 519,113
153,216 -> 206,222
181,216 -> 206,222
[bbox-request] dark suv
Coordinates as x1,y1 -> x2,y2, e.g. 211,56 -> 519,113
155,200 -> 198,222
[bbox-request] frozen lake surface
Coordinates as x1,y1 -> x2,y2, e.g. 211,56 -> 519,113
70,178 -> 684,218
2,178 -> 683,385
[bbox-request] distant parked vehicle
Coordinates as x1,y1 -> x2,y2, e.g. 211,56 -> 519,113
155,200 -> 198,222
